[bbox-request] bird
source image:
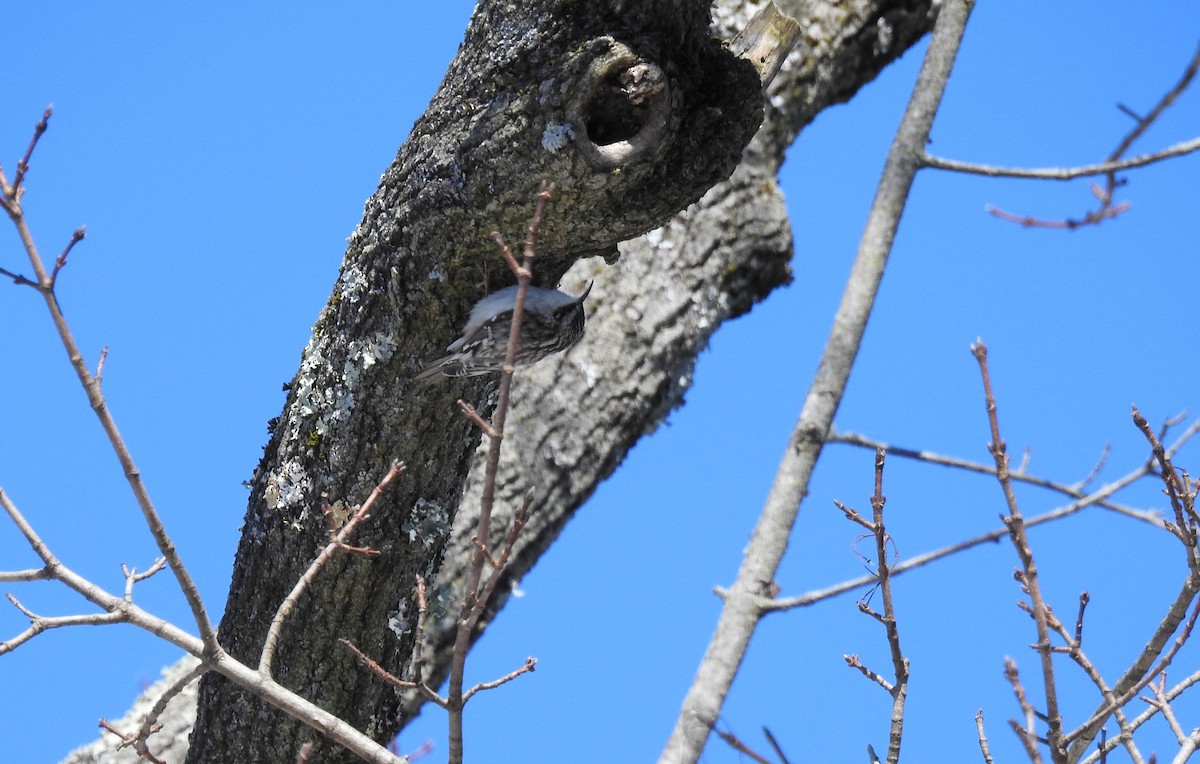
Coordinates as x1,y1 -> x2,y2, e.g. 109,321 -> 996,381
415,281 -> 593,384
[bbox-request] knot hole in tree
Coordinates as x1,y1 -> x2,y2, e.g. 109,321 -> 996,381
568,38 -> 672,171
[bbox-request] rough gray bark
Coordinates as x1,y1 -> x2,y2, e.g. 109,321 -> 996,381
185,2 -> 761,762
61,1 -> 935,761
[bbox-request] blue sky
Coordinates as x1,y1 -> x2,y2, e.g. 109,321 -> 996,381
3,3 -> 1199,763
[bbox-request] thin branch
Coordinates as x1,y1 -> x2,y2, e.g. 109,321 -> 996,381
444,183 -> 552,764
765,444 -> 1162,614
840,450 -> 910,764
259,461 -> 404,676
456,400 -> 500,438
921,136 -> 1200,180
830,431 -> 1167,526
763,727 -> 791,764
138,660 -> 209,750
0,105 -> 53,212
2,593 -> 125,653
870,450 -> 909,764
97,660 -> 208,764
94,346 -> 109,384
976,710 -> 996,764
0,113 -> 405,764
406,576 -> 432,690
659,4 -> 975,760
973,341 -> 1064,762
340,638 -> 442,702
470,491 -> 533,625
461,656 -> 537,702
1083,669 -> 1200,763
1134,406 -> 1197,545
1004,659 -> 1044,764
0,265 -> 38,287
1173,732 -> 1200,764
1144,675 -> 1187,745
122,559 -> 167,600
49,226 -> 86,286
1040,601 -> 1147,763
1109,42 -> 1200,166
845,653 -> 893,693
1067,409 -> 1200,759
1073,592 -> 1089,649
99,718 -> 165,764
715,728 -> 774,764
924,42 -> 1200,230
0,119 -> 219,652
1074,445 -> 1111,493
1067,553 -> 1200,757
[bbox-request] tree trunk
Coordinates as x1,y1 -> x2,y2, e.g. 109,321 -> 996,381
63,2 -> 934,762
399,0 -> 936,728
185,2 -> 762,761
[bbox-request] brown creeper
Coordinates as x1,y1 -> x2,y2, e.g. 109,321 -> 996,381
415,281 -> 593,383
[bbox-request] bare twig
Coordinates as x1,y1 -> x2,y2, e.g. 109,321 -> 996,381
99,718 -> 166,764
1073,592 -> 1089,650
1004,659 -> 1043,764
1039,601 -> 1149,762
139,659 -> 208,752
921,136 -> 1200,181
93,347 -> 109,386
973,341 -> 1064,762
122,559 -> 167,599
763,727 -> 791,764
845,653 -> 893,693
340,638 -> 438,698
406,576 -> 432,689
1082,668 -> 1200,763
456,400 -> 500,438
842,450 -> 909,764
0,112 -> 219,653
1067,551 -> 1200,758
765,439 -> 1170,615
975,710 -> 996,764
461,656 -> 537,702
1066,408 -> 1200,759
295,741 -> 314,764
95,658 -> 208,764
1134,407 -> 1198,546
926,43 -> 1200,229
471,492 -> 532,613
0,105 -> 53,212
3,592 -> 125,653
49,226 -> 86,286
716,728 -> 774,764
1,490 -> 404,762
444,186 -> 552,764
